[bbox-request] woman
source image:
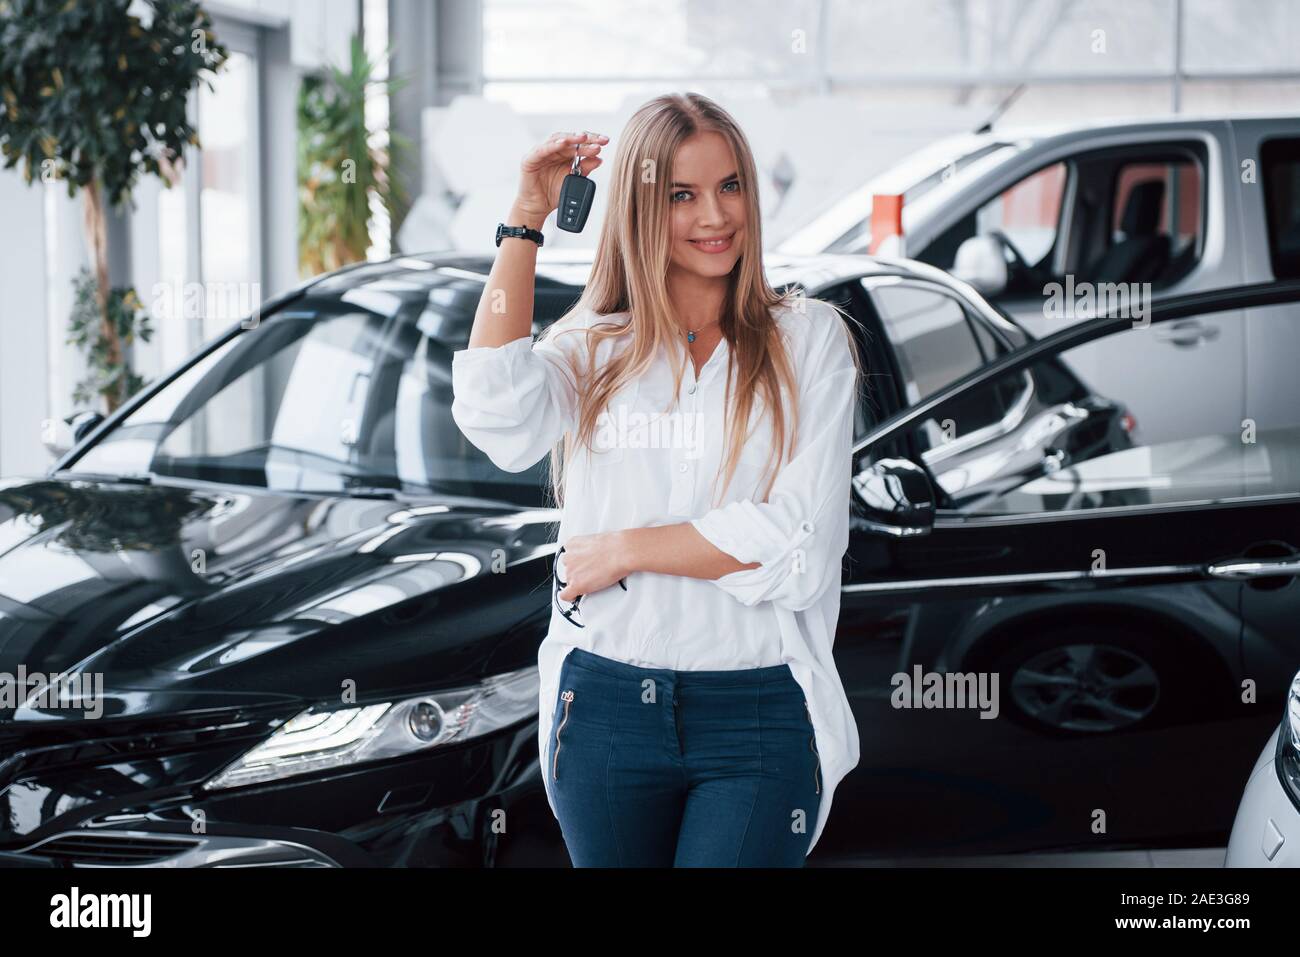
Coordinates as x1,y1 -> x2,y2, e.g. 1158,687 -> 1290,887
451,92 -> 863,867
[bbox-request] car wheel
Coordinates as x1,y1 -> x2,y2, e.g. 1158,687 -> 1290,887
975,624 -> 1206,735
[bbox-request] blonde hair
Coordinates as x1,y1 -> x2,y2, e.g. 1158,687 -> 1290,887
541,92 -> 864,509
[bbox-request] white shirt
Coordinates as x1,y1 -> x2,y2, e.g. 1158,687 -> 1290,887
450,297 -> 861,856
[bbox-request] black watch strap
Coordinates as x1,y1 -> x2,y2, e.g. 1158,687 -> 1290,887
496,223 -> 545,247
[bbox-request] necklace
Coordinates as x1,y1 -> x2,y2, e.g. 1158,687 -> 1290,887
685,318 -> 721,343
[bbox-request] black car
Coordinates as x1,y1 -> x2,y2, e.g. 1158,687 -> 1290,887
842,277 -> 1300,857
2,250 -> 1296,866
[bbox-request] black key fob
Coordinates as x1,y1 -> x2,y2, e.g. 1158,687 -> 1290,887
557,149 -> 596,232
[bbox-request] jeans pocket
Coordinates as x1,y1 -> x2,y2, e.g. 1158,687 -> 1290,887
552,688 -> 576,782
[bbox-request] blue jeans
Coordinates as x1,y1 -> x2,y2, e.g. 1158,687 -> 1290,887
547,647 -> 822,867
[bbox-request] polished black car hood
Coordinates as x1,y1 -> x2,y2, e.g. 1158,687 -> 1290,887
0,475 -> 558,723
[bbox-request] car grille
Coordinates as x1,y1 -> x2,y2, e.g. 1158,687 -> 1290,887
16,831 -> 341,867
25,832 -> 203,864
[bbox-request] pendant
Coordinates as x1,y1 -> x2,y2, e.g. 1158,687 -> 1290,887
687,330 -> 696,342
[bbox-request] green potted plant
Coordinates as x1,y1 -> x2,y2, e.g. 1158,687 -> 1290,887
298,34 -> 411,277
0,0 -> 228,413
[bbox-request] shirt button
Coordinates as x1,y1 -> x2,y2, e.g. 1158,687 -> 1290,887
800,520 -> 815,534
678,462 -> 689,473
688,384 -> 697,395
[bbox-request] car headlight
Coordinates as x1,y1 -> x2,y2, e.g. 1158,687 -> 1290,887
1276,670 -> 1300,811
203,664 -> 539,790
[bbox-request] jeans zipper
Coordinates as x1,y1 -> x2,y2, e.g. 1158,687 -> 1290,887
805,700 -> 821,794
553,690 -> 574,781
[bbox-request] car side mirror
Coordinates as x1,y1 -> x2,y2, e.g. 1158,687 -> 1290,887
70,410 -> 106,443
851,457 -> 936,537
953,235 -> 1008,297
43,410 -> 105,460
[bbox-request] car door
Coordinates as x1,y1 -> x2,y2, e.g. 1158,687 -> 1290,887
1226,129 -> 1300,693
812,275 -> 1042,706
913,134 -> 1232,320
830,279 -> 1300,857
911,135 -> 1246,452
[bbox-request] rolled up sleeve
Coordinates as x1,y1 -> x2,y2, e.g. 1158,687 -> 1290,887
451,317 -> 585,473
689,308 -> 857,611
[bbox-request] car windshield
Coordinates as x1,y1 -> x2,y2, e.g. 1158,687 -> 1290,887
798,141 -> 1019,255
65,266 -> 583,507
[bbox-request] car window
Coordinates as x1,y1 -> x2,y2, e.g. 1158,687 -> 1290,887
869,305 -> 1300,516
984,162 -> 1068,267
1261,137 -> 1300,280
1082,155 -> 1204,288
1043,143 -> 1209,295
1111,160 -> 1201,249
917,161 -> 1067,292
870,283 -> 983,401
967,310 -> 1005,362
866,282 -> 1020,451
68,292 -> 558,507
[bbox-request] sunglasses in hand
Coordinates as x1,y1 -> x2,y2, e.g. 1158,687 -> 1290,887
552,544 -> 628,628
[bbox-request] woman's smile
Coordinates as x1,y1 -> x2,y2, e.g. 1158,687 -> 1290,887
687,232 -> 736,254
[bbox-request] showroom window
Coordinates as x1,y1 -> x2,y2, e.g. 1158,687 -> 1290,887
197,41 -> 262,344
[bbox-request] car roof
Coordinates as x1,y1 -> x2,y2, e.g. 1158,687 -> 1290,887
779,111 -> 1300,254
302,249 -> 963,299
971,110 -> 1300,143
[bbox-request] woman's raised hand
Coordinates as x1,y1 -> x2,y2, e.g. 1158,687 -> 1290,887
514,131 -> 609,226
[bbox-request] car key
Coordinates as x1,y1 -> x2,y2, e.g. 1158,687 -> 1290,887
557,146 -> 596,232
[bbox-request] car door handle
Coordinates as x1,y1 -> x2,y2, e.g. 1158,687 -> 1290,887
1205,556 -> 1300,579
1152,319 -> 1220,348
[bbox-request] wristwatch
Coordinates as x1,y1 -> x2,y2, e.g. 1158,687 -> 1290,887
495,223 -> 545,247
